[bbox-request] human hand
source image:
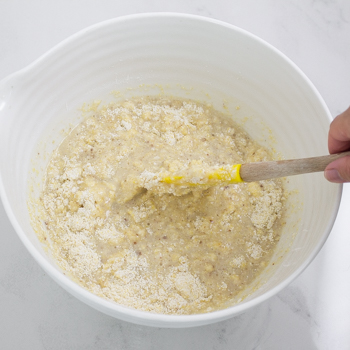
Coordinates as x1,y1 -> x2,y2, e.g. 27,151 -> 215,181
324,106 -> 350,183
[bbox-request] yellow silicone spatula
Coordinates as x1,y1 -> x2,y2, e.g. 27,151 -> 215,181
162,151 -> 350,185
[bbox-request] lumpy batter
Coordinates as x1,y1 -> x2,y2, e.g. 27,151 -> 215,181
36,97 -> 285,314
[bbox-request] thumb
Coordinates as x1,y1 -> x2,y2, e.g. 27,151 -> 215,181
324,156 -> 350,183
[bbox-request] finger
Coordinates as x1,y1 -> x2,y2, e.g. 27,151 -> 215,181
324,156 -> 350,183
328,106 -> 350,154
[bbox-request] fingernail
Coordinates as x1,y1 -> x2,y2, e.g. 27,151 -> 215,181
324,169 -> 344,183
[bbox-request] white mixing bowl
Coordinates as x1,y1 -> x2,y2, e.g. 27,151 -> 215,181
0,13 -> 341,327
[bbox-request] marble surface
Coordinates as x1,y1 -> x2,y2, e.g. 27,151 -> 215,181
1,0 -> 350,349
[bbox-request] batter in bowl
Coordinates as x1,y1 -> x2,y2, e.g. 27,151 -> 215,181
35,96 -> 285,314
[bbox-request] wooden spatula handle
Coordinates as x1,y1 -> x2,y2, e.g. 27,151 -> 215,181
240,151 -> 350,182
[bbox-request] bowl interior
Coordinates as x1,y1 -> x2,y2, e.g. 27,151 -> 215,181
0,14 -> 340,327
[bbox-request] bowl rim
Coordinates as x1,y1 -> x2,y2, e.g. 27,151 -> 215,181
0,12 -> 342,326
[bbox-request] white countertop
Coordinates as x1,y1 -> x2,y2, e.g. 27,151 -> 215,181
1,1 -> 350,349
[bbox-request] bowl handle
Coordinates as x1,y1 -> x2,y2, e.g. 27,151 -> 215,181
0,72 -> 24,119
